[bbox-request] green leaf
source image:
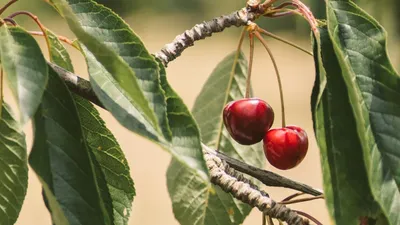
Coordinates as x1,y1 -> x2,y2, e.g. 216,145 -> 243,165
44,28 -> 74,73
81,48 -> 161,141
47,0 -> 209,182
327,1 -> 400,224
167,159 -> 210,225
0,25 -> 48,125
82,49 -> 208,180
312,26 -> 379,224
156,61 -> 208,179
167,52 -> 264,225
44,26 -> 135,225
48,0 -> 170,141
74,95 -> 135,225
41,183 -> 69,225
29,66 -> 113,225
0,102 -> 28,225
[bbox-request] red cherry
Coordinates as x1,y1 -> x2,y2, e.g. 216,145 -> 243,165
223,98 -> 274,145
263,125 -> 308,170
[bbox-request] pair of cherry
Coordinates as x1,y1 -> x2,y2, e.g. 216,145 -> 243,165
223,98 -> 308,170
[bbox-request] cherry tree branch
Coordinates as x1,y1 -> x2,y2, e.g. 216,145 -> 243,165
155,7 -> 257,67
47,62 -> 103,108
203,145 -> 322,196
204,148 -> 309,224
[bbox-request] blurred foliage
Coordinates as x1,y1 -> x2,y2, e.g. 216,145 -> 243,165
3,0 -> 398,36
90,0 -> 400,40
2,0 -> 398,69
94,0 -> 205,16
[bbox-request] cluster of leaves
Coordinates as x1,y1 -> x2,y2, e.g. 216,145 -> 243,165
312,0 -> 400,224
0,0 -> 262,224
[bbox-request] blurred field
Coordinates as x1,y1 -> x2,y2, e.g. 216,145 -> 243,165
1,0 -> 398,224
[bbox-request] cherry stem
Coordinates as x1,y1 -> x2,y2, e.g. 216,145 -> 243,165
281,192 -> 306,202
3,18 -> 17,26
7,11 -> 47,35
262,213 -> 275,225
259,0 -> 280,12
254,31 -> 286,127
287,1 -> 318,34
267,215 -> 275,225
265,10 -> 296,18
262,213 -> 266,225
237,28 -> 246,52
293,0 -> 318,26
215,28 -> 246,151
264,1 -> 318,35
258,28 -> 313,56
279,195 -> 324,205
0,0 -> 18,15
245,32 -> 255,98
294,210 -> 323,225
28,31 -> 76,47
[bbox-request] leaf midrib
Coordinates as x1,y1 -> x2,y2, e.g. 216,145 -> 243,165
214,51 -> 243,150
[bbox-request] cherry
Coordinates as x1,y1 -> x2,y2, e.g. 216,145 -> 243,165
223,98 -> 274,145
263,125 -> 308,170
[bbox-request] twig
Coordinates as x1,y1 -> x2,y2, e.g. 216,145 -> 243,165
204,149 -> 309,224
263,213 -> 267,225
258,28 -> 313,56
245,30 -> 255,98
289,0 -> 318,34
28,31 -> 75,46
267,215 -> 275,225
214,27 -> 246,150
265,9 -> 298,18
7,11 -> 54,56
254,30 -> 286,127
155,7 -> 258,66
3,18 -> 17,26
281,192 -> 306,202
294,210 -> 322,225
204,146 -> 322,196
0,0 -> 18,15
47,62 -> 104,108
7,11 -> 45,31
154,1 -> 317,66
280,195 -> 324,205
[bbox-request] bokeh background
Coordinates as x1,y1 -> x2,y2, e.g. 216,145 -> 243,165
1,0 -> 398,224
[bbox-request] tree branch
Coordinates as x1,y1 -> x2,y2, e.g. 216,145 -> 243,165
203,144 -> 322,196
155,7 -> 257,67
204,149 -> 309,225
47,62 -> 104,108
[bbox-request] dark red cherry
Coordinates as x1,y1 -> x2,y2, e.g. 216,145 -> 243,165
223,98 -> 274,145
263,125 -> 308,170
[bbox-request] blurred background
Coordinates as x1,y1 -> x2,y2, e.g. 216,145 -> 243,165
0,0 -> 398,224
